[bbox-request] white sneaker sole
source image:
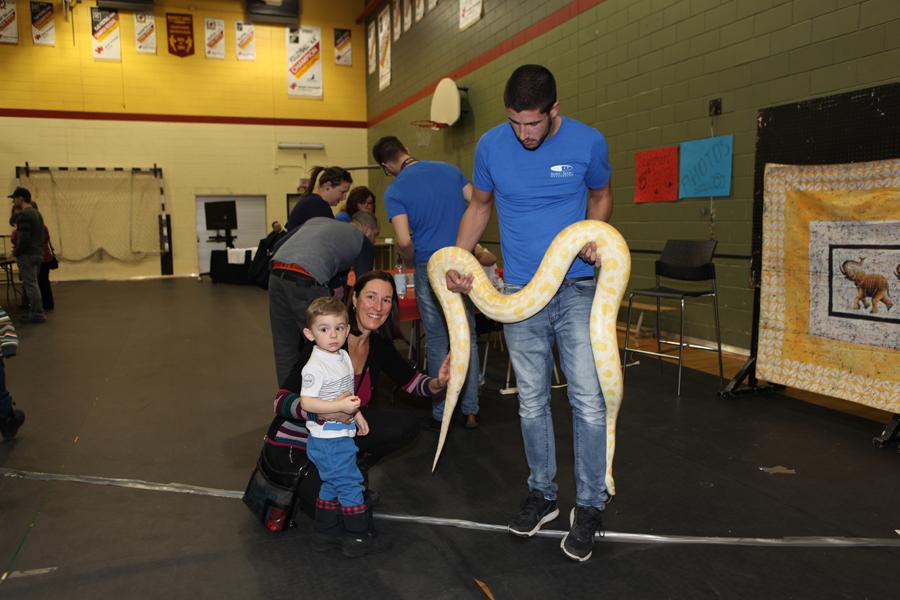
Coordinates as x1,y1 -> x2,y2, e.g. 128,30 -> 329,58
508,506 -> 560,537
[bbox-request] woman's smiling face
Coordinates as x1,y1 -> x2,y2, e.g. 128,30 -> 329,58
353,279 -> 394,333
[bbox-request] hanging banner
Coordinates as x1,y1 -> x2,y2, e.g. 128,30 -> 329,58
334,28 -> 351,66
235,21 -> 255,61
459,0 -> 481,30
166,13 -> 194,57
377,6 -> 391,91
30,1 -> 54,46
757,160 -> 900,410
134,13 -> 156,54
287,26 -> 322,98
391,0 -> 400,41
427,0 -> 438,9
678,134 -> 733,198
415,0 -> 425,21
634,146 -> 679,204
0,2 -> 18,45
91,7 -> 120,61
366,21 -> 376,75
204,17 -> 224,59
403,0 -> 412,32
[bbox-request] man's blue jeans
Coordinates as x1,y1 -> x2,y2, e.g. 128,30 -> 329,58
503,279 -> 610,510
414,262 -> 480,421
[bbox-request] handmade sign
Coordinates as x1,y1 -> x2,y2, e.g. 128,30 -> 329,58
679,135 -> 733,198
634,146 -> 678,203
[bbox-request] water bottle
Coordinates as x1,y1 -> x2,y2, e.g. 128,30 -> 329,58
393,257 -> 407,298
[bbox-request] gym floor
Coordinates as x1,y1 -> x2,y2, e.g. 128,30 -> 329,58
1,279 -> 898,599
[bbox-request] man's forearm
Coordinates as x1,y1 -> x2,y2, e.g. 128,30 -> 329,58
398,243 -> 415,264
456,202 -> 491,251
587,184 -> 613,222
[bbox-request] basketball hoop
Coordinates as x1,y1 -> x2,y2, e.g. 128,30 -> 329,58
410,119 -> 450,131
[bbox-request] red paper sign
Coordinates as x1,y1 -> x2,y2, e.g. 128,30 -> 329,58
634,146 -> 679,203
166,13 -> 194,57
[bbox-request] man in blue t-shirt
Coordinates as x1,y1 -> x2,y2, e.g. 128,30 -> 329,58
447,65 -> 613,562
375,136 -> 480,428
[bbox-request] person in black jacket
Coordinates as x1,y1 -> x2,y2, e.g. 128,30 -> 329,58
9,187 -> 45,323
286,166 -> 352,232
263,270 -> 451,517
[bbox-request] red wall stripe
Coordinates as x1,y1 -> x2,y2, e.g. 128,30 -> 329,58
367,0 -> 603,128
0,108 -> 366,129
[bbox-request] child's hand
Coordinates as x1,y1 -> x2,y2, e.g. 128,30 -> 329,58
354,412 -> 369,436
335,395 -> 361,414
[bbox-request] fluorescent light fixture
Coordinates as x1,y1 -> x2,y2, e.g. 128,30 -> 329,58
277,142 -> 325,150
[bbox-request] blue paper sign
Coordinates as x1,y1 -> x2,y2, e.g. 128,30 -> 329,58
678,134 -> 733,198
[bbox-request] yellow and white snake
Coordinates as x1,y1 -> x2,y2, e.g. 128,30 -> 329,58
427,220 -> 631,495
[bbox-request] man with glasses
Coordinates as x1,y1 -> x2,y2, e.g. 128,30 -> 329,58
374,136 -> 481,429
446,64 -> 613,562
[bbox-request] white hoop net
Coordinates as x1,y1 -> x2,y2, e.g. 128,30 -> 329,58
20,170 -> 162,263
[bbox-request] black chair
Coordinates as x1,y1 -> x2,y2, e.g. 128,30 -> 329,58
621,239 -> 723,396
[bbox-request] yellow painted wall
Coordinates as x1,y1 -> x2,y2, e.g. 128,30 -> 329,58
0,0 -> 370,281
0,116 -> 369,280
0,0 -> 366,121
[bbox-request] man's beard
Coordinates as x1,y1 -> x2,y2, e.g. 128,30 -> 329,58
511,119 -> 552,152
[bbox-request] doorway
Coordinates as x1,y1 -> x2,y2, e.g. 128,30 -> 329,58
195,195 -> 267,276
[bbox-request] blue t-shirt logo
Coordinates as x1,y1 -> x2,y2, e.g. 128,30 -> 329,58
550,164 -> 576,178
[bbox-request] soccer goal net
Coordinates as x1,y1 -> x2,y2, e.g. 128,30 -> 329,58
17,167 -> 164,263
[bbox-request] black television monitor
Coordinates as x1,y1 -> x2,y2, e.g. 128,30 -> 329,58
205,201 -> 237,230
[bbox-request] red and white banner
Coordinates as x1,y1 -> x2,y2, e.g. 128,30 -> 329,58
0,1 -> 18,45
459,0 -> 481,30
91,7 -> 120,61
134,13 -> 156,54
30,1 -> 54,46
415,0 -> 425,22
391,0 -> 400,42
403,0 -> 412,32
366,21 -> 376,75
236,21 -> 255,61
287,26 -> 322,98
334,28 -> 351,66
377,6 -> 391,91
204,17 -> 224,59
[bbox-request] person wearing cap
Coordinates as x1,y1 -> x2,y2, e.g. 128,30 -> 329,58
9,187 -> 46,324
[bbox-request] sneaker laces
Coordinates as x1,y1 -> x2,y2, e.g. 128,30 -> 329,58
572,507 -> 603,541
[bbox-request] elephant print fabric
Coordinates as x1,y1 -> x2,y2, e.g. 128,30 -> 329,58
758,160 -> 900,412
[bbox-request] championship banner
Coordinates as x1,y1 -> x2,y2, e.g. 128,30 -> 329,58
366,21 -> 375,75
204,17 -> 224,59
377,6 -> 391,91
757,160 -> 900,411
91,7 -> 120,61
235,22 -> 255,61
30,1 -> 54,46
403,0 -> 412,32
459,0 -> 481,30
427,0 -> 438,9
134,13 -> 156,54
415,0 -> 425,22
634,146 -> 678,204
334,28 -> 350,66
0,1 -> 18,45
166,13 -> 194,57
391,0 -> 400,42
286,26 -> 322,98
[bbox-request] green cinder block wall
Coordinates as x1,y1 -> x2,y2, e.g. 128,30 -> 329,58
365,0 -> 900,350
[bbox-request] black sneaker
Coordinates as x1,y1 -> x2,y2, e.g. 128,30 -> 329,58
508,490 -> 559,537
1,409 -> 25,440
560,506 -> 604,562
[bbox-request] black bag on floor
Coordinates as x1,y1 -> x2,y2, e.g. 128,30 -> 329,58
242,445 -> 315,532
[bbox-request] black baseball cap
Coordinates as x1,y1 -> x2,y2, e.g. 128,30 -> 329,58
8,187 -> 31,202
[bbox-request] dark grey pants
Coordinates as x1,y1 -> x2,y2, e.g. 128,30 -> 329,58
17,255 -> 44,319
268,273 -> 330,386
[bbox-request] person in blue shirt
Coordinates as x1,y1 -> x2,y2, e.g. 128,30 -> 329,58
446,65 -> 613,562
375,136 -> 481,429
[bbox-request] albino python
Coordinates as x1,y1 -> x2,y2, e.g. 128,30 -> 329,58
427,220 -> 631,495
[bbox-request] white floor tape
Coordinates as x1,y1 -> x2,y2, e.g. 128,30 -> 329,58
3,467 -> 900,549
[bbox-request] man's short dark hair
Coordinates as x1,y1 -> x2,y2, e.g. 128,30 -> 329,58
372,136 -> 408,164
503,64 -> 557,113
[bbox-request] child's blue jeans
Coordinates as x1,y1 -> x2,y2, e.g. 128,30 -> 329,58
306,435 -> 365,508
